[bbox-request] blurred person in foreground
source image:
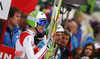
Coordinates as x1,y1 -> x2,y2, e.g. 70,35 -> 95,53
59,27 -> 73,59
3,7 -> 21,48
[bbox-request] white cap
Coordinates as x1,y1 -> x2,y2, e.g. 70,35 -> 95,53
56,24 -> 64,32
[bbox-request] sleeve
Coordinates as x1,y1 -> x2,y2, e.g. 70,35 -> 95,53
74,38 -> 78,48
37,40 -> 45,49
23,35 -> 47,59
71,37 -> 78,51
3,32 -> 10,47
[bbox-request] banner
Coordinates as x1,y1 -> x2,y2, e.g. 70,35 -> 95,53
0,19 -> 8,44
0,0 -> 12,20
11,0 -> 38,14
0,45 -> 15,59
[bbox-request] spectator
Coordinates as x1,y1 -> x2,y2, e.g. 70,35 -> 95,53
3,7 -> 21,48
90,20 -> 100,30
73,10 -> 83,47
94,25 -> 100,50
82,27 -> 94,46
19,12 -> 28,32
59,27 -> 73,59
37,24 -> 64,59
73,47 -> 82,59
82,25 -> 100,48
81,42 -> 95,59
66,21 -> 78,51
94,50 -> 100,59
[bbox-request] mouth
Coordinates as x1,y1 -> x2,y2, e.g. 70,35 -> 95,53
62,41 -> 65,43
41,28 -> 43,30
61,42 -> 65,45
17,22 -> 19,24
86,52 -> 89,54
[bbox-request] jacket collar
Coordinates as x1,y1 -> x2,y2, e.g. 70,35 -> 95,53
26,29 -> 36,35
7,25 -> 20,33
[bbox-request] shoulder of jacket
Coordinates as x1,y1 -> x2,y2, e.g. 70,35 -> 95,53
19,32 -> 31,46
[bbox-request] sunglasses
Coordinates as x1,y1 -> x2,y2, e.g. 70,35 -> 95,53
38,18 -> 46,26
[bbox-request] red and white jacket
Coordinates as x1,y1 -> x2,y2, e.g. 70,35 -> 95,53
15,29 -> 47,59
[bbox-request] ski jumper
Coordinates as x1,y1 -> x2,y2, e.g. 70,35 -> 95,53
15,29 -> 47,59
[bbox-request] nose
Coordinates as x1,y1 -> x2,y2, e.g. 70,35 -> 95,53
19,17 -> 21,21
59,36 -> 62,40
86,49 -> 89,52
42,25 -> 45,27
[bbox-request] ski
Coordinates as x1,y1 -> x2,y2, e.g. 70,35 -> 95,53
46,0 -> 62,59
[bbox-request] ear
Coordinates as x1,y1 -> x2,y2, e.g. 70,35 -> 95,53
36,24 -> 39,27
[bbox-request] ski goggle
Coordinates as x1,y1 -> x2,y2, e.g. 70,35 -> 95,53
38,18 -> 46,26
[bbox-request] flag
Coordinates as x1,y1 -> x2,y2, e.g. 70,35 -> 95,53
11,0 -> 38,14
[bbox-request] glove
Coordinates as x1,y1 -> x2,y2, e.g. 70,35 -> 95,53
46,37 -> 53,48
43,35 -> 53,49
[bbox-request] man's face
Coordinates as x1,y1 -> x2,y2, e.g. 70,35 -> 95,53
36,19 -> 46,33
9,12 -> 21,26
70,22 -> 78,34
55,32 -> 63,45
37,25 -> 45,33
76,16 -> 83,25
60,34 -> 70,48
